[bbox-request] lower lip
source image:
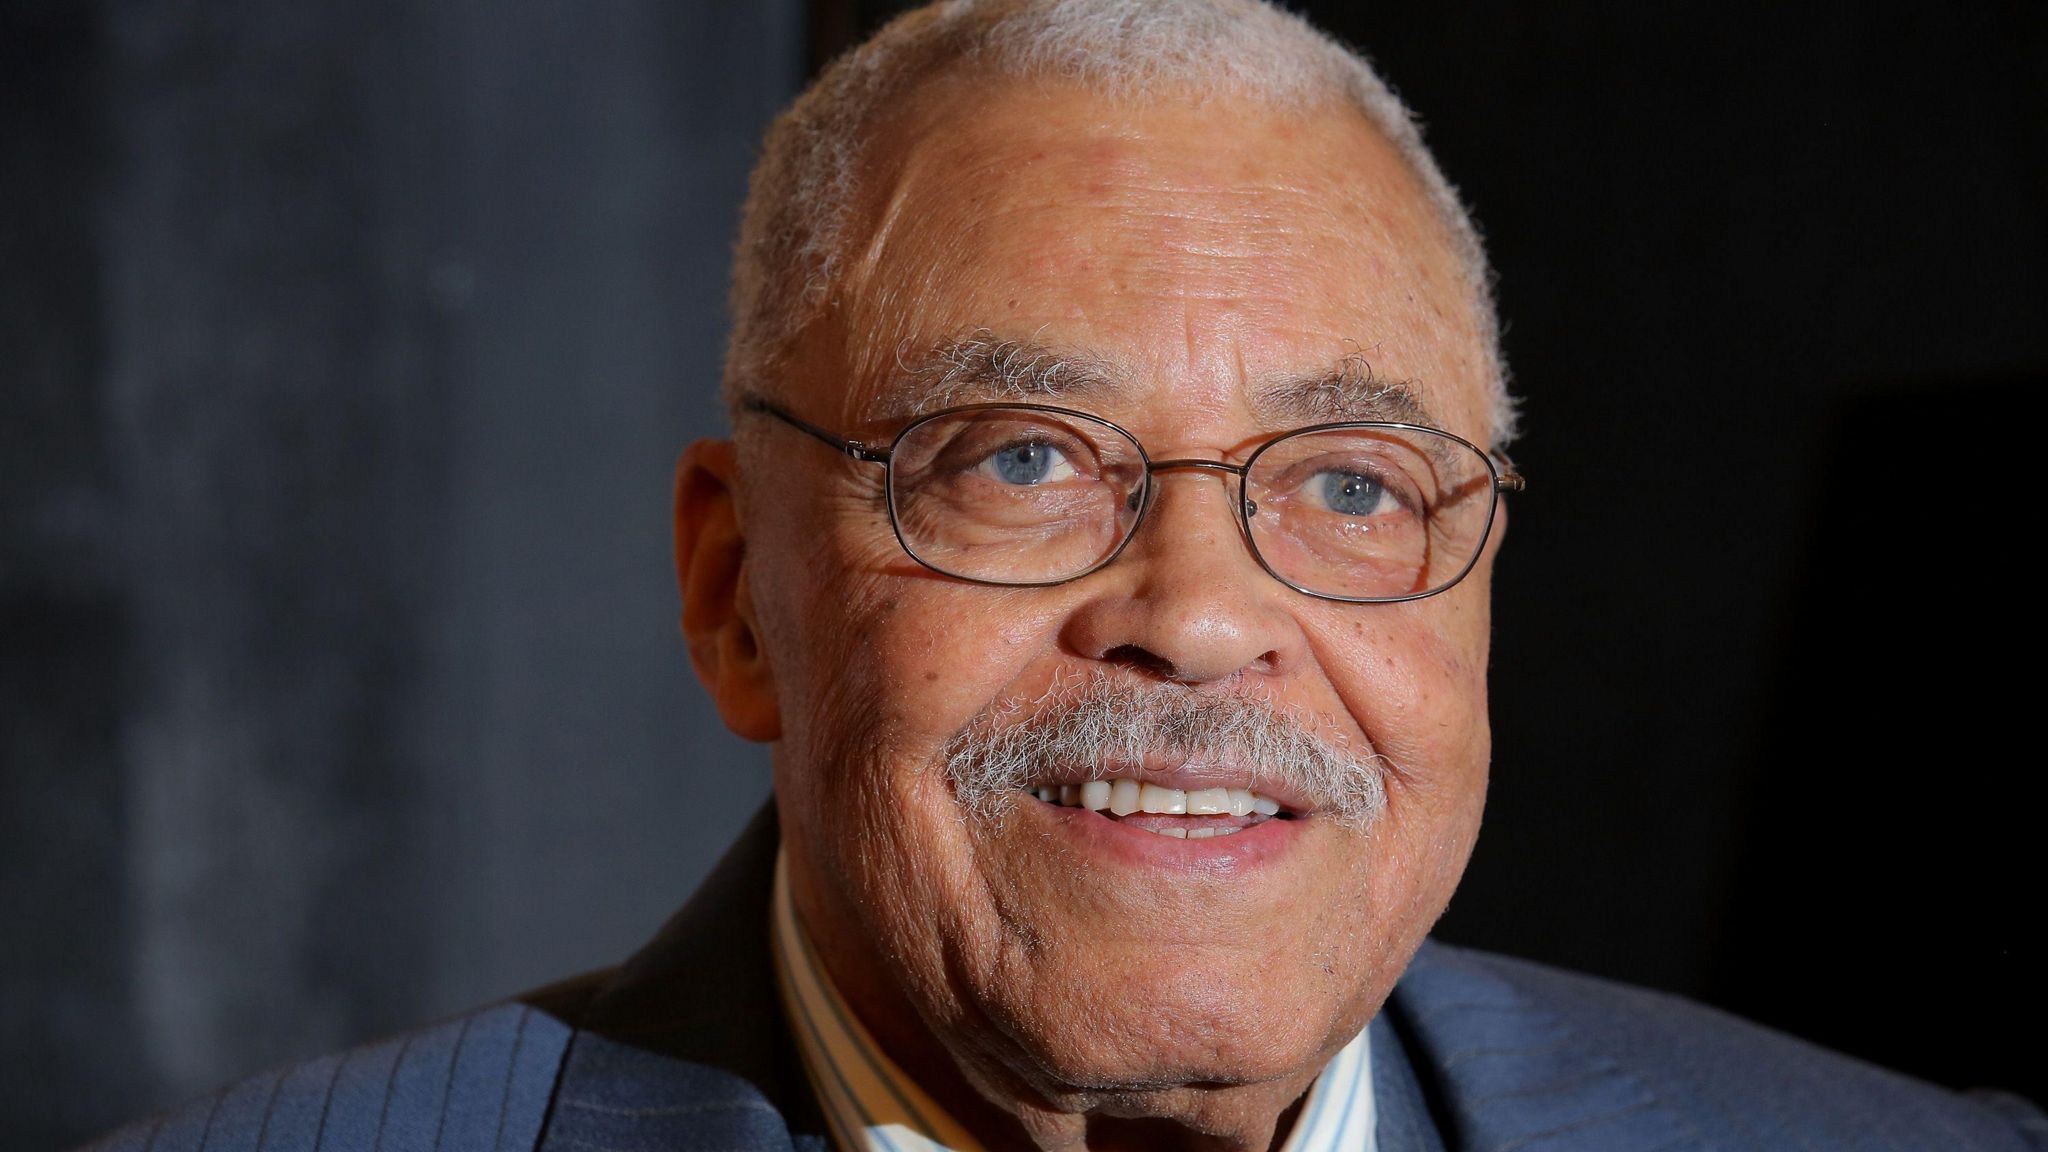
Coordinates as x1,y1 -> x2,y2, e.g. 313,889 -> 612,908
1029,797 -> 1308,875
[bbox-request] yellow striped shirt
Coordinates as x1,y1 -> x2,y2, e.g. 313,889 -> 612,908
771,850 -> 1378,1152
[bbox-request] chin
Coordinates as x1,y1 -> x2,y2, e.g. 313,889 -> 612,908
962,933 -> 1374,1099
923,804 -> 1422,1086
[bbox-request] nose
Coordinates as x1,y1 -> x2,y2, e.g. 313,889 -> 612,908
1059,465 -> 1309,685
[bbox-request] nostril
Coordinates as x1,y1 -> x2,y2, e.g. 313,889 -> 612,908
1099,644 -> 1177,679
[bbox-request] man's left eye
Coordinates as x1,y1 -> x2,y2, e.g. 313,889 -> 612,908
978,441 -> 1078,485
1308,470 -> 1397,516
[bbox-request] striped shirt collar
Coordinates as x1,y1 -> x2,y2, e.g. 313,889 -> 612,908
771,849 -> 1378,1152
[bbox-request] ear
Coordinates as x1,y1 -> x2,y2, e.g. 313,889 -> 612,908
674,439 -> 781,742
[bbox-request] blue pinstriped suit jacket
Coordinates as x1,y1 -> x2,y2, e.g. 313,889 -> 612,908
83,806 -> 2046,1152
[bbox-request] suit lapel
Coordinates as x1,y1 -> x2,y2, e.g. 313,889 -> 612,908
538,803 -> 831,1152
1370,1008 -> 1450,1152
1384,942 -> 1704,1152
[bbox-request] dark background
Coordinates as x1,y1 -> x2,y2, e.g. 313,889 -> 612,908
4,0 -> 2042,1144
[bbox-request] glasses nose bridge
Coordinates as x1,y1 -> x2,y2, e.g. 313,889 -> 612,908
1144,457 -> 1249,506
1131,456 -> 1255,531
1146,456 -> 1247,480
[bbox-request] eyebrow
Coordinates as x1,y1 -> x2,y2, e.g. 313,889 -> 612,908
1252,356 -> 1441,429
865,332 -> 1126,421
869,332 -> 1442,432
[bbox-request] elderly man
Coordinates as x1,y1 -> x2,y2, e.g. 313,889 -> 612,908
83,2 -> 2043,1151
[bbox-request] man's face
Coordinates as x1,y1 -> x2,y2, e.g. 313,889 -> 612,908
725,77 -> 1500,1142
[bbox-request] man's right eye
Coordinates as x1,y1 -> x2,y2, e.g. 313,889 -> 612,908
977,441 -> 1077,485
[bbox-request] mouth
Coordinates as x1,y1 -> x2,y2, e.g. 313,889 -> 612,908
1018,772 -> 1303,840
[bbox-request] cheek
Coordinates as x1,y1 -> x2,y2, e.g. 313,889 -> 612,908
769,571 -> 1084,1020
801,580 -> 1073,767
763,503 -> 1074,841
1316,592 -> 1492,830
1333,577 -> 1488,739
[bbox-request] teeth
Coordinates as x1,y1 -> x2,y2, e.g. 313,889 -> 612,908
1028,778 -> 1284,820
1159,826 -> 1188,839
1109,779 -> 1142,816
1139,782 -> 1185,814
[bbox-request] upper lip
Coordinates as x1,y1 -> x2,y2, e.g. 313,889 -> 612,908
1019,757 -> 1317,816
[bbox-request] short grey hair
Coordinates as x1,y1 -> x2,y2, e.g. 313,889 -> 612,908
723,0 -> 1518,444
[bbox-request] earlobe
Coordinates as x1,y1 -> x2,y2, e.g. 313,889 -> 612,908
674,439 -> 782,742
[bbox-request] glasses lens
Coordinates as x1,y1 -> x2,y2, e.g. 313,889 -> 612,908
1244,426 -> 1496,601
888,407 -> 1146,584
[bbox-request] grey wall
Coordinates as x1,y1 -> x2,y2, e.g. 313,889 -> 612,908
3,1 -> 798,1143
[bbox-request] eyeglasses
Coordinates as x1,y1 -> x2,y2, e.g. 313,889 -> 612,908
742,397 -> 1524,603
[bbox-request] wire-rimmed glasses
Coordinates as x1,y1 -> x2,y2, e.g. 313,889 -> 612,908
742,397 -> 1523,604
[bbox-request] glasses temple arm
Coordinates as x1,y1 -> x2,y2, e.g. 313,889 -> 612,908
1489,448 -> 1526,493
742,397 -> 890,463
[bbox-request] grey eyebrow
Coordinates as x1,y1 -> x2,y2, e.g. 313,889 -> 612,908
870,336 -> 1443,435
1253,355 -> 1441,429
866,331 -> 1126,421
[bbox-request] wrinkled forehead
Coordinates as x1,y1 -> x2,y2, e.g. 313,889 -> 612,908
803,76 -> 1493,445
